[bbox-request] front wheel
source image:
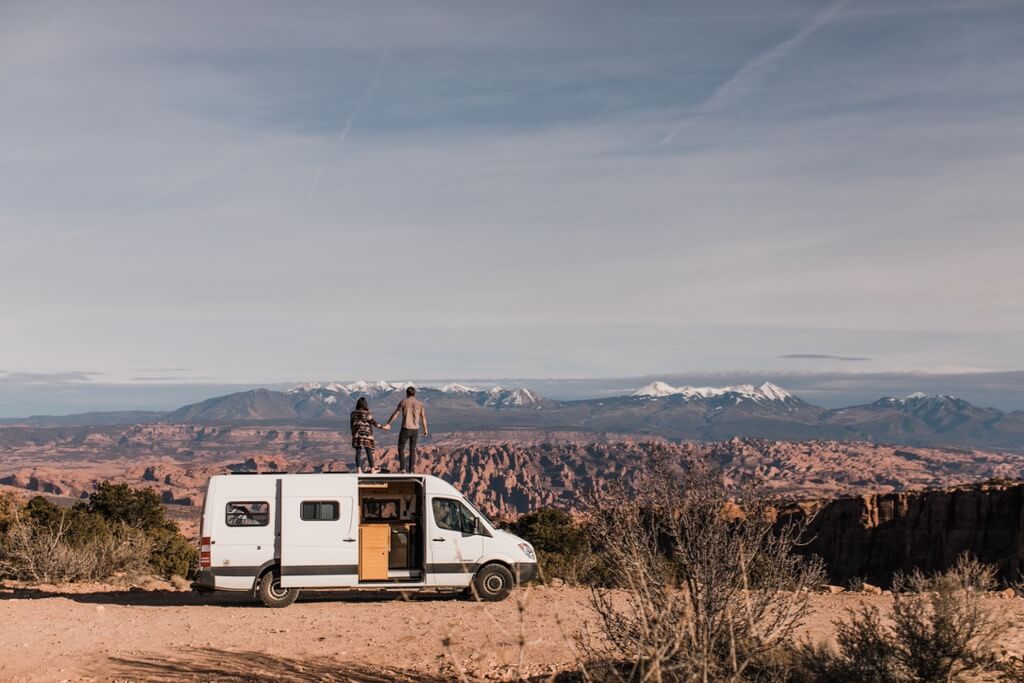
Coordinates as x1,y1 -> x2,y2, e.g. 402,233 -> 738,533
258,572 -> 300,608
470,564 -> 514,602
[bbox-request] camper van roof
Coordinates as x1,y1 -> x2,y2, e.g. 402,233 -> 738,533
224,471 -> 429,478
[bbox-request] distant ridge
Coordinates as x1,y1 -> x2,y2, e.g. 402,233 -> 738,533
3,380 -> 1022,450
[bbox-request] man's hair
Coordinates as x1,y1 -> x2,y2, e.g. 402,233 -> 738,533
406,386 -> 416,397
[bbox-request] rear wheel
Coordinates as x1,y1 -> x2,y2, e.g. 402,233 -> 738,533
258,572 -> 299,608
471,564 -> 514,602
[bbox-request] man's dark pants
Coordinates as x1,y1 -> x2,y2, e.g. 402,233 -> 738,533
398,428 -> 419,472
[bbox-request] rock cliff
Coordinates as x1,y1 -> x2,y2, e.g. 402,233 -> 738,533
788,482 -> 1024,585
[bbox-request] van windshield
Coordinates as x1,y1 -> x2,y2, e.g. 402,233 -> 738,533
462,498 -> 493,529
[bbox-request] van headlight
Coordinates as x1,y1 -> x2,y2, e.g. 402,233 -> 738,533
518,543 -> 536,561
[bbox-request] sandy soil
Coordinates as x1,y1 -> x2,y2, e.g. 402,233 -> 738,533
2,585 -> 1023,682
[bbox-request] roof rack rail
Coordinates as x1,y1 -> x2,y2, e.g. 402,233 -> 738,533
229,471 -> 288,475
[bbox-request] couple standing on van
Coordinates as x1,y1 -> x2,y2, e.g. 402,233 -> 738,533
350,386 -> 428,473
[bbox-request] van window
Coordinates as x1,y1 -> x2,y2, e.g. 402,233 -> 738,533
432,498 -> 478,534
226,502 -> 269,527
362,499 -> 400,522
301,501 -> 340,521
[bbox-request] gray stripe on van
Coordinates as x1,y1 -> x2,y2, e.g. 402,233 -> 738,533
281,564 -> 359,576
214,563 -> 479,577
425,563 -> 479,574
210,566 -> 260,577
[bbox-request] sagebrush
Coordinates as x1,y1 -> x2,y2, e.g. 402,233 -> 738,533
577,456 -> 825,682
0,484 -> 196,582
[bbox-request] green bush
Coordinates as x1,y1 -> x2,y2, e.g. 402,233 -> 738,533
0,491 -> 18,535
28,496 -> 110,546
509,508 -> 598,584
83,482 -> 169,531
0,487 -> 196,583
145,526 -> 197,578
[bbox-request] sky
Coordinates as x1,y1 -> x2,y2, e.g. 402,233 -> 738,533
2,0 -> 1023,415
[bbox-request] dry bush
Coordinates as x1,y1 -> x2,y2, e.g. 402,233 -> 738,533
925,552 -> 998,593
577,456 -> 824,682
799,553 -> 1008,683
0,505 -> 151,583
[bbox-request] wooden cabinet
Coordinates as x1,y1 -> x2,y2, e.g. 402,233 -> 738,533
359,524 -> 390,581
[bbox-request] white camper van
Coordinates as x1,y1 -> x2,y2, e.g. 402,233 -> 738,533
194,472 -> 538,607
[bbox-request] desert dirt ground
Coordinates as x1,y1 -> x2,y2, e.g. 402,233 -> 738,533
2,585 -> 1024,682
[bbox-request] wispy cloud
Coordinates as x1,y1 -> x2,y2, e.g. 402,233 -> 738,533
780,353 -> 871,362
2,1 -> 1022,392
129,376 -> 209,382
133,368 -> 194,373
0,371 -> 101,385
307,72 -> 381,199
660,0 -> 847,144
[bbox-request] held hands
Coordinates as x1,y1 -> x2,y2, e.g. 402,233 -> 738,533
382,424 -> 392,431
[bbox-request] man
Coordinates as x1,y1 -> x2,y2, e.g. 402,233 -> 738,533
386,386 -> 428,473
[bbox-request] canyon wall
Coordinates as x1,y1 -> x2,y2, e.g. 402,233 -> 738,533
790,482 -> 1024,585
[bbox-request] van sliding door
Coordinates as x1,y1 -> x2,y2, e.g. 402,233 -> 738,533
280,477 -> 358,588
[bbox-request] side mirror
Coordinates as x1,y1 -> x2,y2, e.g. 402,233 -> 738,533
467,517 -> 481,535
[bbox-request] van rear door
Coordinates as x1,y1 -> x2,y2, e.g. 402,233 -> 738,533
280,476 -> 358,588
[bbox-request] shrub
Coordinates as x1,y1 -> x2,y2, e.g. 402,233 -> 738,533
802,554 -> 1008,682
509,508 -> 595,584
83,482 -> 169,531
577,456 -> 824,682
0,491 -> 17,535
0,501 -> 151,582
0,487 -> 196,583
145,525 -> 197,578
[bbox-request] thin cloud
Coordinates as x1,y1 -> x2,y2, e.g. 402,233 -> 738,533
0,371 -> 101,385
660,0 -> 847,144
129,376 -> 208,382
307,72 -> 381,199
780,353 -> 871,362
133,368 -> 194,373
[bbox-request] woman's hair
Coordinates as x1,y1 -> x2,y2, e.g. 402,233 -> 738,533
355,397 -> 369,411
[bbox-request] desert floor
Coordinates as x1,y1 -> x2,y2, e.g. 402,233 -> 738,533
2,584 -> 1023,682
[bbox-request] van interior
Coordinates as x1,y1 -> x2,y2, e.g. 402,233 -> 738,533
357,478 -> 424,582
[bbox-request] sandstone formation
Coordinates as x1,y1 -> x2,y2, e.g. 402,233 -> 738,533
2,425 -> 1023,518
3,423 -> 1024,582
788,481 -> 1024,584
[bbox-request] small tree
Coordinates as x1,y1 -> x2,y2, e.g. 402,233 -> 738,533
804,554 -> 1008,682
579,456 -> 824,682
84,482 -> 168,531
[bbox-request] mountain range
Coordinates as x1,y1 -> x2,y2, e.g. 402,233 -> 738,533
2,380 -> 1022,451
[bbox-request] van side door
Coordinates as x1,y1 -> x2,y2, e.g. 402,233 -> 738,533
426,496 -> 484,587
280,477 -> 358,588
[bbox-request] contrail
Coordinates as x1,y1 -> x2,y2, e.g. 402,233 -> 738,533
660,0 -> 847,145
307,74 -> 380,199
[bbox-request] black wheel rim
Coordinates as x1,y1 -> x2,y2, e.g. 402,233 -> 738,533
483,573 -> 505,594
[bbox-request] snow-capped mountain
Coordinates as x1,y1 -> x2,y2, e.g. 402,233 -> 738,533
150,380 -> 1023,450
288,380 -> 405,399
437,383 -> 478,394
631,381 -> 680,398
631,380 -> 795,404
485,387 -> 542,408
872,393 -> 966,409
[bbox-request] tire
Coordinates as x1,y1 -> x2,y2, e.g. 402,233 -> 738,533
258,571 -> 300,608
471,564 -> 514,602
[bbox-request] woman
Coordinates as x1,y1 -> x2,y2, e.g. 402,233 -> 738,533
350,396 -> 389,472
